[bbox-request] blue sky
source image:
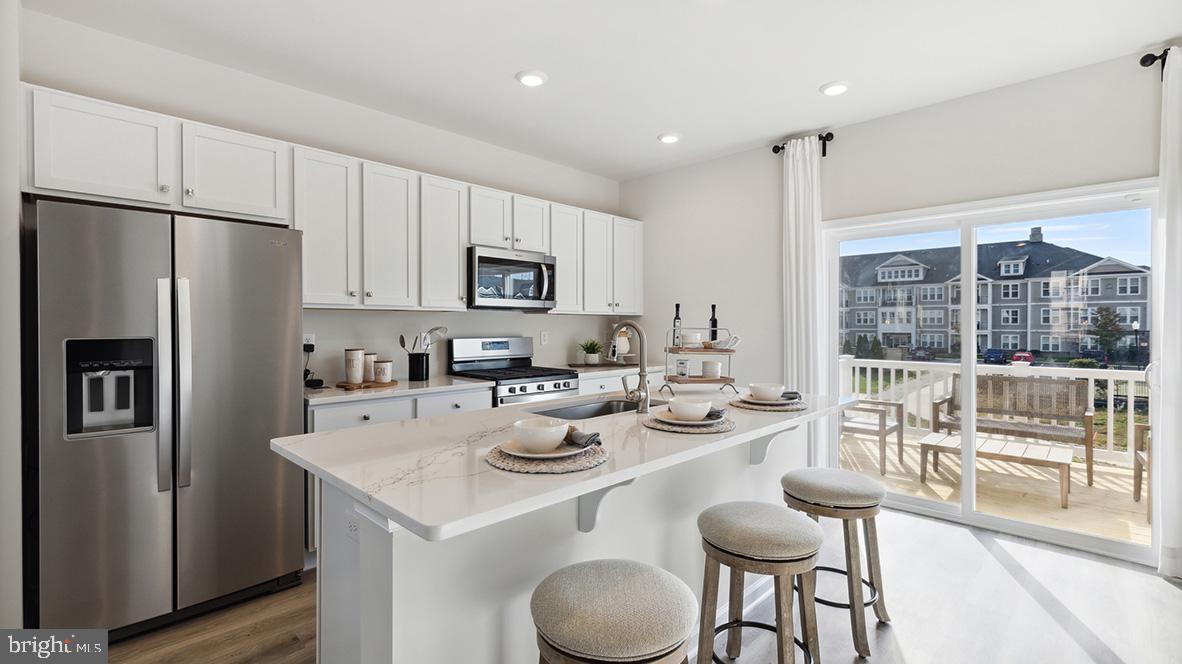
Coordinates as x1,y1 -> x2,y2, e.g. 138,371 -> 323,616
840,208 -> 1152,267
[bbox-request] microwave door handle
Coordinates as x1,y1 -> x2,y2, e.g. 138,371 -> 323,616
541,263 -> 550,300
177,277 -> 193,488
156,278 -> 173,492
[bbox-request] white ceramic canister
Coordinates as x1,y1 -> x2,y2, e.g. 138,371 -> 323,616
344,348 -> 366,384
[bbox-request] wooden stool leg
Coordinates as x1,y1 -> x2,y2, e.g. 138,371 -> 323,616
878,431 -> 887,475
1134,456 -> 1143,501
773,575 -> 796,664
843,519 -> 871,657
933,450 -> 940,473
539,654 -> 547,664
920,447 -> 929,483
797,569 -> 821,664
697,554 -> 721,664
726,569 -> 745,658
863,517 -> 890,624
1058,466 -> 1069,509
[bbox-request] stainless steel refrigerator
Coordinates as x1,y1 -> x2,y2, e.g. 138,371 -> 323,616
22,199 -> 305,634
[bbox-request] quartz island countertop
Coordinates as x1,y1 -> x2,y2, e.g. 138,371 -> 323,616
272,391 -> 848,541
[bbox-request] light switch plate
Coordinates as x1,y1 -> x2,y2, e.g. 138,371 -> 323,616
303,333 -> 316,346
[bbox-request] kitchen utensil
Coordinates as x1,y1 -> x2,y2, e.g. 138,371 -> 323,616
511,417 -> 569,454
667,396 -> 712,421
411,334 -> 418,351
424,326 -> 448,351
749,383 -> 785,401
344,348 -> 365,384
399,334 -> 407,352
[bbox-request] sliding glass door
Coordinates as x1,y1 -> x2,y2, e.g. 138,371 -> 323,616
824,184 -> 1159,564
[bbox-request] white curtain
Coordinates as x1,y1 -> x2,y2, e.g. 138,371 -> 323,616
781,136 -> 823,395
1158,45 -> 1182,579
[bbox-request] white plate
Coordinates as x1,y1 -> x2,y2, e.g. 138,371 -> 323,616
653,407 -> 719,427
740,394 -> 801,406
498,440 -> 590,459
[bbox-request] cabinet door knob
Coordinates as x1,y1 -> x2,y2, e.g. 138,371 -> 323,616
349,290 -> 358,297
184,187 -> 195,197
452,403 -> 461,409
459,295 -> 466,302
365,291 -> 373,297
159,184 -> 171,193
362,414 -> 371,421
503,236 -> 510,241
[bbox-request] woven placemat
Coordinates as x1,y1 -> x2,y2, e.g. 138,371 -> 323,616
729,399 -> 809,413
642,417 -> 736,434
485,444 -> 608,474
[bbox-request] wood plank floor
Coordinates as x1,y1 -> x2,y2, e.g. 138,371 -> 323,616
109,572 -> 316,664
107,515 -> 1180,664
840,431 -> 1152,545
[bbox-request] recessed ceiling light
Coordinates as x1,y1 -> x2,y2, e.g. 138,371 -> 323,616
657,133 -> 681,144
819,81 -> 849,96
515,70 -> 548,87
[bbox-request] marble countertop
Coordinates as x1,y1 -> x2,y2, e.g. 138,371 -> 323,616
305,376 -> 494,406
273,391 -> 848,541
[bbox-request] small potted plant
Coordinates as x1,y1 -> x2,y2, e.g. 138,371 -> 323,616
579,338 -> 604,365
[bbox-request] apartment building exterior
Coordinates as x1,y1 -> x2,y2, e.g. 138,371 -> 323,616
838,227 -> 1151,358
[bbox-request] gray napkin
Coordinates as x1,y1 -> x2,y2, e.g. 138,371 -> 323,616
565,425 -> 601,447
706,407 -> 727,421
781,391 -> 801,401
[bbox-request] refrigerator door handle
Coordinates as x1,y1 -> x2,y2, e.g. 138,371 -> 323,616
156,278 -> 173,492
177,277 -> 194,488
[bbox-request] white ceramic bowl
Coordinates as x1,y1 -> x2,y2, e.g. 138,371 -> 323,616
667,397 -> 712,421
749,383 -> 786,401
512,417 -> 569,454
681,331 -> 703,345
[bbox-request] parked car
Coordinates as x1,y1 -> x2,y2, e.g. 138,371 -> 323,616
1011,351 -> 1035,364
909,348 -> 934,361
982,348 -> 1008,365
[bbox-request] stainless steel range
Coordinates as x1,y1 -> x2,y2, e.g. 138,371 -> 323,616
448,337 -> 578,406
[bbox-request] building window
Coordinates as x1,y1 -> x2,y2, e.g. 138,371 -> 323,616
1079,307 -> 1098,325
881,310 -> 913,325
878,267 -> 922,282
1086,278 -> 1102,296
1000,260 -> 1025,276
1040,308 -> 1064,326
1040,335 -> 1061,352
1117,277 -> 1142,295
1001,334 -> 1020,350
1041,281 -> 1063,298
1118,307 -> 1141,325
1001,283 -> 1020,299
1001,309 -> 1020,325
1080,335 -> 1098,351
1118,334 -> 1138,348
921,309 -> 944,326
855,288 -> 876,304
854,311 -> 875,325
920,333 -> 944,348
919,286 -> 943,301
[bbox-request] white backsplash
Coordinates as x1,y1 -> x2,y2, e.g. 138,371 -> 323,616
301,309 -> 621,384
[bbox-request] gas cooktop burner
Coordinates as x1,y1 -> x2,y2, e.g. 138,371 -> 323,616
448,337 -> 580,406
453,365 -> 575,383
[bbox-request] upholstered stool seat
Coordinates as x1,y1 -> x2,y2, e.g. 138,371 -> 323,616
781,467 -> 886,509
695,502 -> 822,664
781,467 -> 891,658
698,500 -> 823,561
532,559 -> 697,663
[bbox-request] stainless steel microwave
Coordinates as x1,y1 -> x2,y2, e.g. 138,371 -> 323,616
467,246 -> 556,310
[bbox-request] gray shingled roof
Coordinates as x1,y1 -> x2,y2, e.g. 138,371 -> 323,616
840,239 -> 1109,287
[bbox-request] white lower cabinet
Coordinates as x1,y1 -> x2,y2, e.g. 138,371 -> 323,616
577,371 -> 657,396
293,147 -> 361,307
415,390 -> 493,418
308,398 -> 415,432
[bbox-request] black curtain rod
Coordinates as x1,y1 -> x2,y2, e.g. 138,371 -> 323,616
1141,49 -> 1169,80
772,132 -> 835,157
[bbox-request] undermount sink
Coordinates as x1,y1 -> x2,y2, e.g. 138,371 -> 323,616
530,399 -> 665,420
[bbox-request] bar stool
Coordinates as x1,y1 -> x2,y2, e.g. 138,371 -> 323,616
780,468 -> 889,658
532,559 -> 698,663
696,501 -> 823,664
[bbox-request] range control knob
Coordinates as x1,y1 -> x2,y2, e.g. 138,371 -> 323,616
508,386 -> 517,394
563,381 -> 571,388
537,384 -> 545,391
553,382 -> 561,389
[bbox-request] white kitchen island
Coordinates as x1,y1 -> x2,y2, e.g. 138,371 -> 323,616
271,390 -> 848,663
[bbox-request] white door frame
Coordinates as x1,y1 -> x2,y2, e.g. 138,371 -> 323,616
819,177 -> 1163,567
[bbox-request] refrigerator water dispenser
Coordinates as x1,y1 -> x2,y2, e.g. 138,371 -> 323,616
65,338 -> 154,438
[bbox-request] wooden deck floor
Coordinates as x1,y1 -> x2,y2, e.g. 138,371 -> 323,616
840,431 -> 1151,545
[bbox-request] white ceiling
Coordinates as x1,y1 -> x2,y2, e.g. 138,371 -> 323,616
22,0 -> 1182,181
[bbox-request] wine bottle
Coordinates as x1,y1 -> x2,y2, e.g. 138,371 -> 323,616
709,304 -> 718,340
672,303 -> 682,347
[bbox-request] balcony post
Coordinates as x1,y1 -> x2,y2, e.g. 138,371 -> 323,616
839,354 -> 854,399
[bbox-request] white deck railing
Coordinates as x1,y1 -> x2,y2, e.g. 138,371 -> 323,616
838,355 -> 1149,467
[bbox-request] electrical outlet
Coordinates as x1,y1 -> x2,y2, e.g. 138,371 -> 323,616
345,514 -> 359,542
303,333 -> 316,346
539,330 -> 550,346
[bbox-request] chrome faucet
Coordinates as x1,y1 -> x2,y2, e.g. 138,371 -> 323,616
608,320 -> 649,414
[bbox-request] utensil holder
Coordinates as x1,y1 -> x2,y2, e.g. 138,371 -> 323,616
408,353 -> 429,381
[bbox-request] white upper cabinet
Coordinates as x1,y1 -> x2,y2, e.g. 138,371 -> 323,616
362,162 -> 419,308
181,123 -> 290,220
582,211 -> 614,314
420,175 -> 469,310
612,217 -> 643,315
469,186 -> 512,249
293,147 -> 360,307
32,88 -> 179,205
512,195 -> 550,253
549,204 -> 582,313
